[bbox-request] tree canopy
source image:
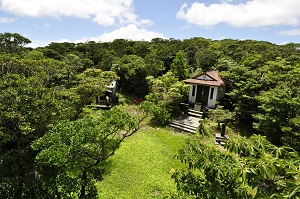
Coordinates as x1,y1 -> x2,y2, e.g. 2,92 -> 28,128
172,135 -> 300,198
1,32 -> 300,198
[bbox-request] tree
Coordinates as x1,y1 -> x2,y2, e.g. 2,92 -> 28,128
195,48 -> 219,70
0,32 -> 31,53
253,58 -> 300,150
0,55 -> 77,198
172,135 -> 300,198
132,40 -> 150,58
97,49 -> 117,71
32,106 -> 148,198
110,39 -> 134,57
61,54 -> 85,88
0,74 -> 70,198
170,50 -> 189,80
182,37 -> 212,68
113,54 -> 164,96
44,42 -> 76,58
25,49 -> 45,60
71,68 -> 117,120
208,105 -> 235,127
150,38 -> 182,72
254,83 -> 300,149
144,52 -> 165,77
220,61 -> 262,126
141,72 -> 189,125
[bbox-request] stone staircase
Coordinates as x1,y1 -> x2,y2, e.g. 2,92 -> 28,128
169,108 -> 203,133
169,119 -> 197,133
187,109 -> 203,118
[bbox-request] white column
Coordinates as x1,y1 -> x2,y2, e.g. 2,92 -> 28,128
207,86 -> 218,108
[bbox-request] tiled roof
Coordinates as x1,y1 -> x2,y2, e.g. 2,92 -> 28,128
183,70 -> 225,86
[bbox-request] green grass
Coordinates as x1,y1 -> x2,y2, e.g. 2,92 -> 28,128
96,127 -> 189,199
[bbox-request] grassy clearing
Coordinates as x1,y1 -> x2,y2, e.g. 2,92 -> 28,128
96,127 -> 189,199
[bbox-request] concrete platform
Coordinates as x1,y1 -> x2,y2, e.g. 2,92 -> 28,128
172,114 -> 200,128
169,113 -> 200,133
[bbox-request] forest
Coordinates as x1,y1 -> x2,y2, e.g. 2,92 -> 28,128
1,32 -> 300,198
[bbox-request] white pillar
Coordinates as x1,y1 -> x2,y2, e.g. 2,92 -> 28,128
207,86 -> 218,108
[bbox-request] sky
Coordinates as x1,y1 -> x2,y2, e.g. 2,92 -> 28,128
1,0 -> 300,48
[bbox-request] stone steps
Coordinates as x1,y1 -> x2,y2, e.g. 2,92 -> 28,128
169,108 -> 203,133
169,120 -> 197,133
187,109 -> 203,118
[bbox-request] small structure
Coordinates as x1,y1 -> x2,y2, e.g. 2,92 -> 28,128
183,70 -> 225,109
215,123 -> 229,146
95,80 -> 118,109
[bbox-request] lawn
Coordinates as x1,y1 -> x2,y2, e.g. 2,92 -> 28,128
96,127 -> 189,199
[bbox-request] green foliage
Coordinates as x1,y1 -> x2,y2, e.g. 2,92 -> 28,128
208,105 -> 236,124
114,55 -> 147,96
61,53 -> 85,88
141,100 -> 172,125
25,49 -> 44,60
141,72 -> 189,125
32,106 -> 148,198
253,58 -> 300,148
0,32 -> 31,53
225,135 -> 300,198
220,54 -> 300,152
170,50 -> 189,80
71,68 -> 118,119
189,67 -> 203,78
195,48 -> 219,70
173,135 -> 300,198
254,83 -> 300,148
113,53 -> 165,96
220,61 -> 262,124
198,119 -> 212,136
97,49 -> 117,71
2,32 -> 300,198
0,68 -> 71,198
172,139 -> 250,198
215,57 -> 236,71
43,42 -> 76,59
144,51 -> 165,77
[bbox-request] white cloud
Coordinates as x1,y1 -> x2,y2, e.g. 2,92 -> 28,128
177,0 -> 300,28
279,29 -> 300,36
76,24 -> 166,42
27,25 -> 166,48
0,0 -> 151,26
26,38 -> 71,48
0,17 -> 16,23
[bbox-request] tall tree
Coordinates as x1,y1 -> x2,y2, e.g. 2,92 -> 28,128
253,58 -> 300,149
71,68 -> 117,120
61,54 -> 84,88
0,74 -> 69,198
254,83 -> 300,149
170,50 -> 189,80
0,32 -> 31,53
32,106 -> 148,198
113,54 -> 164,96
142,72 -> 189,125
0,55 -> 75,198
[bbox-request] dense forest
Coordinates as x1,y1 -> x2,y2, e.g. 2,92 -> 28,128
1,32 -> 300,198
